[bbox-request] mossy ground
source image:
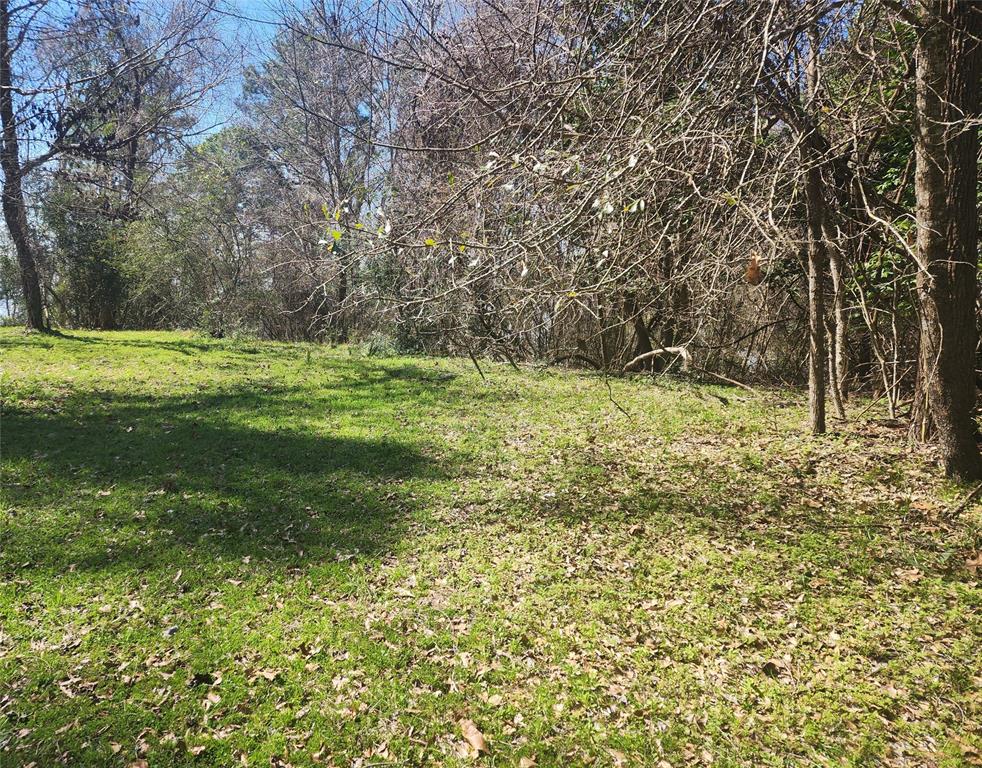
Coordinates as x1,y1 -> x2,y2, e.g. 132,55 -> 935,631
1,329 -> 980,767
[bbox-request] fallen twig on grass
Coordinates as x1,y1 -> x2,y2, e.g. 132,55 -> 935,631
690,365 -> 759,394
467,349 -> 487,382
946,481 -> 982,519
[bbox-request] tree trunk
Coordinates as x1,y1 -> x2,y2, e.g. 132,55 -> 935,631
624,293 -> 653,369
337,253 -> 349,343
0,0 -> 45,331
829,246 -> 848,403
909,0 -> 982,480
805,167 -> 828,434
827,243 -> 847,419
803,23 -> 826,434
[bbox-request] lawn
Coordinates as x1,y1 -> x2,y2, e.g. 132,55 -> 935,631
1,329 -> 980,767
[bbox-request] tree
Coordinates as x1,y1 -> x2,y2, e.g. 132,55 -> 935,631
0,0 -> 44,329
0,0 -> 221,331
803,19 -> 829,434
907,0 -> 982,479
240,1 -> 385,341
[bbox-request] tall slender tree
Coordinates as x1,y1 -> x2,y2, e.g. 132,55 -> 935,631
0,0 -> 44,329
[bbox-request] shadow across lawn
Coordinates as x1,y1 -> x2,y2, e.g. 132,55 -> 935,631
0,384 -> 445,576
0,330 -> 222,357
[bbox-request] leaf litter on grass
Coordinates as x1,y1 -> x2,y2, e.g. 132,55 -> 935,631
0,329 -> 980,767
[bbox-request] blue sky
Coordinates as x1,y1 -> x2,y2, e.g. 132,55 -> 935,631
202,1 -> 284,132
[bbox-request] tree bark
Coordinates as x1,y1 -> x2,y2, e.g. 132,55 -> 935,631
805,165 -> 828,434
0,0 -> 45,331
830,245 -> 848,403
803,22 -> 827,434
909,0 -> 982,480
624,293 -> 654,370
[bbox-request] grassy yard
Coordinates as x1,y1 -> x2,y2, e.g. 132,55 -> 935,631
1,329 -> 980,767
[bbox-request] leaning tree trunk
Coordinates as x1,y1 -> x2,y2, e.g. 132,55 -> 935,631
909,0 -> 982,480
0,0 -> 44,331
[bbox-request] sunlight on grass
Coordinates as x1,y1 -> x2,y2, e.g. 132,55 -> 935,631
1,330 -> 980,767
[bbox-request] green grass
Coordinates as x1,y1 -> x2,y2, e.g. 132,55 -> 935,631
1,329 -> 980,767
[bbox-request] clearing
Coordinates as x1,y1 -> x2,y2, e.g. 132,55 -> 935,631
1,330 -> 980,767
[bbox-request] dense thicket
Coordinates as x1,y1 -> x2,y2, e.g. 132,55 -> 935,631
2,0 -> 981,476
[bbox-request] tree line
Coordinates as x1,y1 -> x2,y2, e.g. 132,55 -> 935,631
1,0 -> 981,478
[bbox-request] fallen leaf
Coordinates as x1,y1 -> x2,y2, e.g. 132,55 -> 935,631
202,691 -> 221,709
459,718 -> 488,753
893,567 -> 923,583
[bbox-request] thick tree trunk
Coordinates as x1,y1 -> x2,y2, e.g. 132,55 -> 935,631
0,0 -> 45,331
909,1 -> 982,480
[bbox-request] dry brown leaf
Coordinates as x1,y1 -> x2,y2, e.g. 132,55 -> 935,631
459,718 -> 488,753
893,567 -> 923,583
202,691 -> 221,709
519,757 -> 537,768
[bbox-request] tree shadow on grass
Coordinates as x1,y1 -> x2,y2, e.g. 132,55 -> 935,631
0,384 -> 446,576
1,330 -> 220,356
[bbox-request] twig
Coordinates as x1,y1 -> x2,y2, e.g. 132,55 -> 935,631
946,481 -> 982,519
467,349 -> 487,383
604,376 -> 630,417
690,365 -> 758,393
856,390 -> 889,418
